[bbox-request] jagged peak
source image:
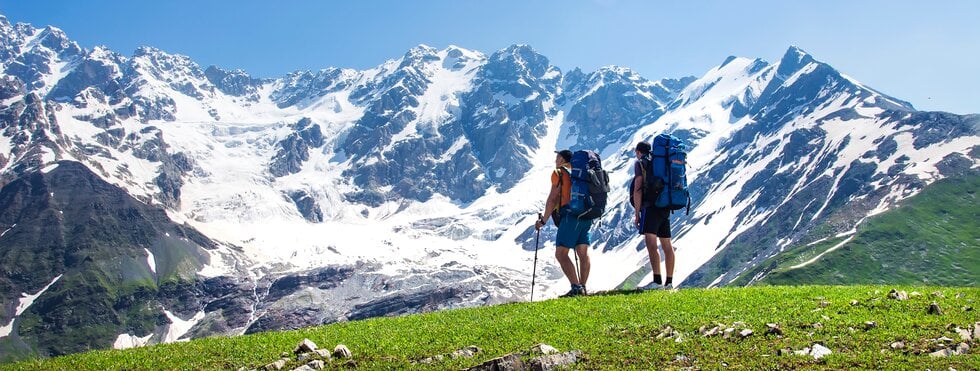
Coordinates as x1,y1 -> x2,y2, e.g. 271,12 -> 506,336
444,45 -> 485,61
13,22 -> 34,35
596,65 -> 643,80
88,45 -> 123,60
204,65 -> 250,76
776,45 -> 819,77
405,44 -> 438,56
401,44 -> 439,61
494,44 -> 544,61
397,44 -> 441,70
595,65 -> 634,75
587,66 -> 652,88
40,25 -> 67,37
132,46 -> 195,62
132,46 -> 201,72
720,55 -> 738,68
133,45 -> 166,57
487,44 -> 551,74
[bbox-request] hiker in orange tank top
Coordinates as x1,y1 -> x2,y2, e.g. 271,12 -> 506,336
535,149 -> 592,297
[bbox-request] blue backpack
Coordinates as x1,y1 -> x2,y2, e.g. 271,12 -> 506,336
566,150 -> 610,219
648,134 -> 691,214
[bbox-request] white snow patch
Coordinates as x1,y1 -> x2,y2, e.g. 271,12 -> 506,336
41,163 -> 60,173
0,223 -> 14,238
0,274 -> 63,337
145,248 -> 157,274
113,333 -> 153,350
788,235 -> 856,270
162,310 -> 205,343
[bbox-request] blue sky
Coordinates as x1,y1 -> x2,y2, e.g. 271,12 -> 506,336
1,0 -> 977,113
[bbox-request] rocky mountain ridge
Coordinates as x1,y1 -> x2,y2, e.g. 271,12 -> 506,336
0,14 -> 976,361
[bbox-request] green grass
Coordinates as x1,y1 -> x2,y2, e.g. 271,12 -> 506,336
755,172 -> 979,286
6,286 -> 979,370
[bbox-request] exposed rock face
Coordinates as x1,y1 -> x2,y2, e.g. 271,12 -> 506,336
288,190 -> 323,223
0,92 -> 70,187
0,161 -> 220,358
270,118 -> 325,177
204,65 -> 264,102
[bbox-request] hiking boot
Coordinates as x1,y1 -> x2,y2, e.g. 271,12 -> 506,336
665,283 -> 675,290
639,282 -> 663,291
559,287 -> 579,298
559,284 -> 585,298
579,285 -> 588,296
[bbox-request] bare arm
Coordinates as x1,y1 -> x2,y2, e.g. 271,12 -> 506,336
539,181 -> 560,228
633,167 -> 644,227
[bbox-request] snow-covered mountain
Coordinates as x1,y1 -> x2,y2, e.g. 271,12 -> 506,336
0,14 -> 977,360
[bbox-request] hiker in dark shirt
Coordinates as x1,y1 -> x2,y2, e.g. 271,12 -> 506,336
632,141 -> 675,290
535,150 -> 591,297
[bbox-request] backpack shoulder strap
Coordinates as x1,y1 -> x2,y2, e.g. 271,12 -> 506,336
553,166 -> 570,205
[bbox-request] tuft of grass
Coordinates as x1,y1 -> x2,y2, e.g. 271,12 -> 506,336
7,286 -> 979,370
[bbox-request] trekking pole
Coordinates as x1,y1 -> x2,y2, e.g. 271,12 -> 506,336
531,213 -> 541,302
574,250 -> 580,284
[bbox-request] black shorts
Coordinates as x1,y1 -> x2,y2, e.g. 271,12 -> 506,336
639,207 -> 671,238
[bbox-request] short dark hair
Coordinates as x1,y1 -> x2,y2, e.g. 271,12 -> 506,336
635,141 -> 651,154
555,149 -> 572,163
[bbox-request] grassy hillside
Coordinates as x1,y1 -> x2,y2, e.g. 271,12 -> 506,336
6,286 -> 979,369
740,172 -> 979,286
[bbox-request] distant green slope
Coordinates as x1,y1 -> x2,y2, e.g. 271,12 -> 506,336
8,286 -> 979,369
738,171 -> 979,286
0,162 -> 214,362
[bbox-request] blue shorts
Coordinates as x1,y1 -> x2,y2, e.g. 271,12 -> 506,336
555,210 -> 592,248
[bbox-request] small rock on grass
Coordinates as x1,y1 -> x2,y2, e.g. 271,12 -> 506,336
889,289 -> 909,301
294,339 -> 318,354
333,344 -> 353,358
528,343 -> 558,355
929,302 -> 944,315
794,344 -> 832,359
956,342 -> 970,355
723,328 -> 736,338
265,359 -> 286,370
528,350 -> 582,370
467,353 -> 523,371
702,326 -> 720,337
956,328 -> 972,342
766,323 -> 783,336
452,345 -> 481,358
810,344 -> 832,359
